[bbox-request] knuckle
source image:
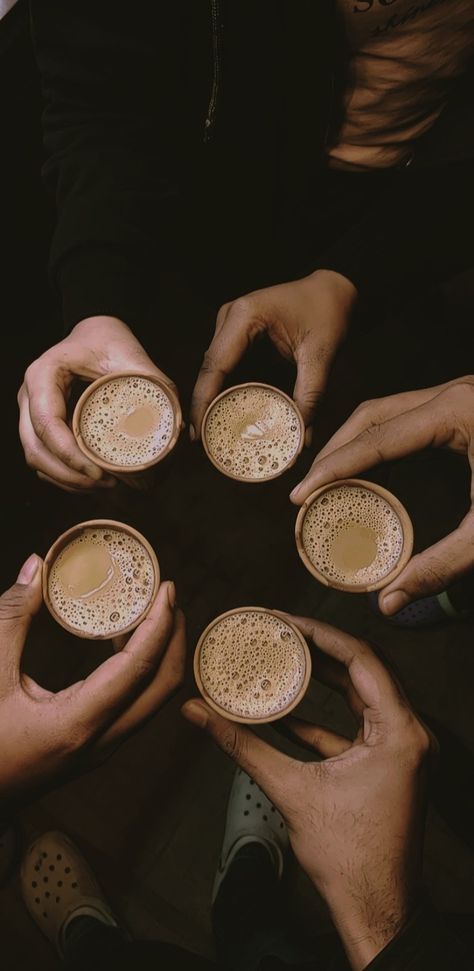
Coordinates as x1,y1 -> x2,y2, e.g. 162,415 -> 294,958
32,412 -> 54,444
230,297 -> 266,337
418,723 -> 435,759
24,361 -> 39,386
55,444 -> 76,467
0,586 -> 28,624
412,554 -> 447,592
353,398 -> 377,419
24,445 -> 39,468
200,348 -> 219,374
392,710 -> 432,764
359,422 -> 386,460
220,724 -> 244,762
310,727 -> 325,749
217,300 -> 232,317
131,656 -> 155,683
442,381 -> 474,413
230,296 -> 253,317
299,387 -> 323,408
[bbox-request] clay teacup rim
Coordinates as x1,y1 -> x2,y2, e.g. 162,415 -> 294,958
194,605 -> 312,724
72,371 -> 182,474
201,382 -> 305,483
295,478 -> 414,594
43,518 -> 160,640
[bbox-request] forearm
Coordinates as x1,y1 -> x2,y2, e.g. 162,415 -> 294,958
326,886 -> 410,971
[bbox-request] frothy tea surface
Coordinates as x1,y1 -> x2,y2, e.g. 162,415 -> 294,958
197,609 -> 308,720
301,484 -> 404,586
203,385 -> 303,480
48,527 -> 156,636
79,375 -> 176,468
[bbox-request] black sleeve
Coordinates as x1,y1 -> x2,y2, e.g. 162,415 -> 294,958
318,156 -> 474,302
30,0 -> 179,335
364,905 -> 473,971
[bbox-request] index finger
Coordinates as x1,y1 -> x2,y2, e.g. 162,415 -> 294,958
27,365 -> 105,481
291,391 -> 448,504
190,303 -> 258,438
60,582 -> 176,738
313,387 -> 443,466
278,614 -> 403,719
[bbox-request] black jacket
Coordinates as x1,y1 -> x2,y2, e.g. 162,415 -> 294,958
31,0 -> 474,334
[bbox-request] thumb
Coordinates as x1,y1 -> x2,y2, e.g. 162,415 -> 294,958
379,521 -> 474,615
182,698 -> 297,814
0,554 -> 43,664
293,337 -> 333,428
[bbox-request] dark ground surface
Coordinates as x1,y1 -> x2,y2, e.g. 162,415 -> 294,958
1,20 -> 474,970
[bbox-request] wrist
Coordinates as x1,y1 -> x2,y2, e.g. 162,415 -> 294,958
325,890 -> 410,970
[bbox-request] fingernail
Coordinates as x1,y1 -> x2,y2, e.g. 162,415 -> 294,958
17,554 -> 40,585
183,700 -> 208,728
290,483 -> 302,501
189,424 -> 196,442
304,427 -> 313,448
381,590 -> 410,615
167,581 -> 176,609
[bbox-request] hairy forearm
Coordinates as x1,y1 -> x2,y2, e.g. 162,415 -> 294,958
324,874 -> 412,971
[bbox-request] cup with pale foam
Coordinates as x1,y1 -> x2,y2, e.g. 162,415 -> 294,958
194,607 -> 312,723
201,383 -> 304,482
295,478 -> 413,593
72,372 -> 182,482
43,519 -> 160,639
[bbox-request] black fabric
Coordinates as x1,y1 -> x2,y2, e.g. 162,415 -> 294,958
364,905 -> 473,971
0,0 -> 56,350
0,0 -> 24,55
30,0 -> 474,337
63,919 -> 216,971
212,841 -> 326,970
29,0 -> 337,333
61,906 -> 473,971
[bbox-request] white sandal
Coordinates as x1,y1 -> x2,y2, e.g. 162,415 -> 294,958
213,768 -> 288,903
21,831 -> 120,957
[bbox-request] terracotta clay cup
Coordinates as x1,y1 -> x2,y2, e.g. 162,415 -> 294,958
295,478 -> 413,594
201,382 -> 304,483
194,606 -> 312,724
43,519 -> 160,640
72,371 -> 182,488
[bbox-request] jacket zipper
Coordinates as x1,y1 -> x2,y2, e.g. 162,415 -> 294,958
204,0 -> 223,141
